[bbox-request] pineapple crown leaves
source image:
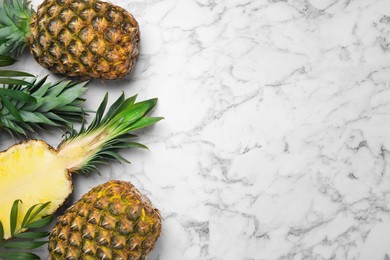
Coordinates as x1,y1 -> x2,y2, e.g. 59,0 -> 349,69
0,200 -> 52,260
61,93 -> 163,175
0,0 -> 34,58
0,75 -> 88,137
0,55 -> 17,67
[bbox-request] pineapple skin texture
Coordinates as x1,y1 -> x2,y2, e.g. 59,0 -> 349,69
48,180 -> 162,260
29,0 -> 140,80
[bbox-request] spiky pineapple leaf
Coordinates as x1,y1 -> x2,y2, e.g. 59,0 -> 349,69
3,241 -> 48,250
21,202 -> 50,228
0,251 -> 39,260
0,55 -> 16,66
129,117 -> 164,131
60,93 -> 163,175
0,0 -> 34,58
14,232 -> 48,239
1,93 -> 23,121
10,200 -> 21,236
0,88 -> 35,102
0,70 -> 33,77
0,222 -> 3,243
24,216 -> 53,229
0,77 -> 88,137
0,78 -> 31,85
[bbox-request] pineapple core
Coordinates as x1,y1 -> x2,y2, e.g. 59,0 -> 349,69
0,141 -> 72,239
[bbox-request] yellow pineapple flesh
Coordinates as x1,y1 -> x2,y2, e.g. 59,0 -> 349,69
0,141 -> 72,239
48,180 -> 161,260
29,0 -> 140,79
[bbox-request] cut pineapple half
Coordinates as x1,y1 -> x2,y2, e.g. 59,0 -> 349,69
0,141 -> 71,239
0,93 -> 162,239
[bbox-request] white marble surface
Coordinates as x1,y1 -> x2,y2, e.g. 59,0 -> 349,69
3,0 -> 390,259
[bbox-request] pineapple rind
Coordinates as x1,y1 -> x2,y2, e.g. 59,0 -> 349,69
0,140 -> 72,239
48,180 -> 161,259
30,0 -> 140,79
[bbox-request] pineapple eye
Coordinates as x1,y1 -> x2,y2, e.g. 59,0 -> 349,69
111,236 -> 126,250
69,233 -> 82,247
126,236 -> 142,251
96,59 -> 110,73
38,34 -> 48,48
92,17 -> 109,33
69,1 -> 83,12
105,9 -> 118,22
60,54 -> 70,65
96,247 -> 112,259
80,51 -> 95,67
72,63 -> 83,74
42,55 -> 54,67
58,29 -> 72,47
92,2 -> 109,13
48,5 -> 60,17
79,26 -> 95,45
49,42 -> 62,59
59,8 -> 74,24
68,17 -> 85,33
104,27 -> 121,44
48,19 -> 62,37
82,240 -> 95,254
80,8 -> 96,22
89,38 -> 105,56
81,225 -> 94,241
68,40 -> 84,57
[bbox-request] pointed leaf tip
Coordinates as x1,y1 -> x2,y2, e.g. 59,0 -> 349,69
10,200 -> 22,236
0,221 -> 4,241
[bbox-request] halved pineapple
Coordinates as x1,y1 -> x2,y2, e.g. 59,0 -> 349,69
0,141 -> 71,239
0,94 -> 162,239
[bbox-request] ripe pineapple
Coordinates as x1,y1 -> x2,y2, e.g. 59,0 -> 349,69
0,93 -> 162,240
0,0 -> 139,79
49,180 -> 161,260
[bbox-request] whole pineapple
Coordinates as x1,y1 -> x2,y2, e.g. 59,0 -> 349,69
0,0 -> 139,79
0,93 -> 162,240
49,180 -> 162,260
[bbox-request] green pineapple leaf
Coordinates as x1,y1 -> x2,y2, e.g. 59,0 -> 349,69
14,232 -> 48,239
24,216 -> 53,229
21,202 -> 50,228
0,78 -> 31,85
0,222 -> 3,243
3,241 -> 48,250
0,251 -> 40,259
0,70 -> 33,77
0,76 -> 88,137
0,55 -> 16,67
0,0 -> 34,58
10,200 -> 21,236
59,93 -> 163,175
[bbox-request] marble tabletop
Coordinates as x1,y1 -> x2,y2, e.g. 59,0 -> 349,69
3,0 -> 390,259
